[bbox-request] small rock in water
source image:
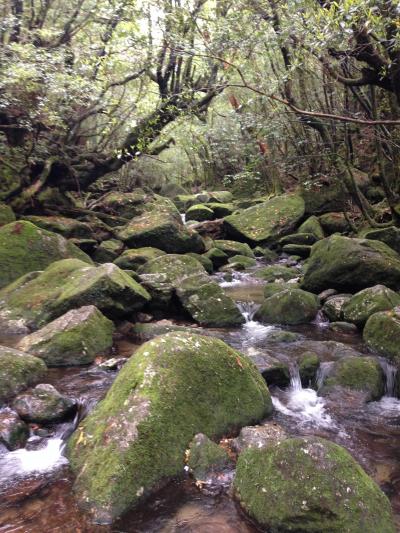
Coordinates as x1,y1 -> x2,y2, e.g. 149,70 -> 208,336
329,321 -> 358,334
12,384 -> 76,424
318,288 -> 337,303
96,357 -> 127,371
0,408 -> 29,450
231,423 -> 287,454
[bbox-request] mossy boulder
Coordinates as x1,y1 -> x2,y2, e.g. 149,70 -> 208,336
319,212 -> 350,234
176,275 -> 244,327
361,226 -> 400,254
213,239 -> 255,258
302,235 -> 400,293
322,294 -> 351,321
224,194 -> 305,245
255,265 -> 299,282
0,409 -> 29,450
208,191 -> 233,203
263,282 -> 299,298
114,247 -> 166,270
256,289 -> 319,325
226,255 -> 257,270
253,246 -> 279,261
131,320 -> 198,341
232,423 -> 287,454
138,254 -> 206,284
204,247 -> 229,268
207,202 -> 234,218
67,332 -> 272,523
298,352 -> 320,388
298,215 -> 324,239
234,436 -> 395,533
117,211 -> 204,254
12,384 -> 76,423
22,215 -> 92,239
185,253 -> 213,273
0,346 -> 47,405
0,203 -> 16,226
363,310 -> 400,364
187,433 -> 231,481
93,239 -> 124,263
321,356 -> 384,401
279,233 -> 317,246
0,221 -> 93,289
185,204 -> 215,222
17,306 -> 115,366
94,189 -> 148,219
342,285 -> 400,328
0,259 -> 150,330
282,244 -> 312,258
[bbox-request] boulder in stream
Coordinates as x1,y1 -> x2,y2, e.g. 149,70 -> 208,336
213,239 -> 255,258
114,247 -> 166,270
342,285 -> 400,328
67,332 -> 272,523
302,235 -> 400,293
0,220 -> 92,289
234,436 -> 395,532
297,215 -> 324,239
17,306 -> 115,366
0,408 -> 29,450
0,346 -> 47,405
185,203 -> 215,222
12,383 -> 76,423
363,309 -> 400,365
256,288 -> 319,325
22,215 -> 93,239
322,294 -> 351,321
187,433 -> 231,481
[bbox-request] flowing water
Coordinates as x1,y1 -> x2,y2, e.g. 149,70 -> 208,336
1,270 -> 400,531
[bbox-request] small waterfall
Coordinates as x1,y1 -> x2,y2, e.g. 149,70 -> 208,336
316,361 -> 334,390
312,310 -> 330,328
289,363 -> 302,391
237,301 -> 260,323
378,358 -> 398,397
180,213 -> 186,224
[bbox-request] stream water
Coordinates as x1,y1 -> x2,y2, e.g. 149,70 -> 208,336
1,268 -> 400,532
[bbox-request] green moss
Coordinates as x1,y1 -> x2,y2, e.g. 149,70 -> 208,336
114,247 -> 166,270
298,216 -> 324,239
298,352 -> 320,388
185,253 -> 213,273
226,255 -> 257,270
0,203 -> 16,226
93,240 -> 124,263
256,289 -> 319,325
363,310 -> 400,364
323,356 -> 384,401
185,204 -> 215,222
234,437 -> 395,532
22,216 -> 92,238
0,221 -> 93,289
0,347 -> 47,405
255,265 -> 299,282
188,433 -> 230,480
342,285 -> 400,327
214,240 -> 255,258
322,295 -> 351,321
204,247 -> 229,268
224,194 -> 305,245
67,332 -> 272,523
264,282 -> 299,298
138,253 -> 206,284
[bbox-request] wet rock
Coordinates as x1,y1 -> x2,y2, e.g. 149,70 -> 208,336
260,357 -> 290,387
22,215 -> 92,239
329,321 -> 358,334
17,306 -> 115,366
231,423 -> 287,454
224,193 -> 305,245
255,264 -> 299,282
67,332 -> 272,523
0,221 -> 92,289
187,433 -> 231,481
0,259 -> 151,329
342,285 -> 400,328
12,384 -> 76,423
93,239 -> 124,263
321,356 -> 384,401
319,212 -> 350,234
298,351 -> 320,388
266,330 -> 300,343
0,408 -> 29,450
114,247 -> 166,270
322,294 -> 351,321
302,235 -> 400,293
213,240 -> 255,258
234,436 -> 395,532
363,310 -> 400,365
294,340 -> 361,360
186,204 -> 215,222
281,243 -> 311,258
0,346 -> 46,405
204,247 -> 229,268
177,275 -> 244,327
117,210 -> 204,254
96,357 -> 127,371
0,203 -> 16,226
256,289 -> 319,325
297,215 -> 324,239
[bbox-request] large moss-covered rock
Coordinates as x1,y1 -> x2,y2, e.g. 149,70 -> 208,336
342,285 -> 400,328
0,221 -> 92,289
22,215 -> 92,239
17,306 -> 115,366
363,310 -> 400,364
114,247 -> 166,270
224,194 -> 305,245
302,235 -> 400,293
138,254 -> 206,283
0,346 -> 47,405
185,204 -> 215,222
301,179 -> 346,214
12,384 -> 76,423
67,332 -> 272,523
94,190 -> 175,219
234,436 -> 395,533
0,203 -> 16,226
213,240 -> 255,258
256,289 -> 319,325
0,259 -> 150,330
297,215 -> 324,239
176,275 -> 244,327
321,356 -> 384,401
208,191 -> 233,203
